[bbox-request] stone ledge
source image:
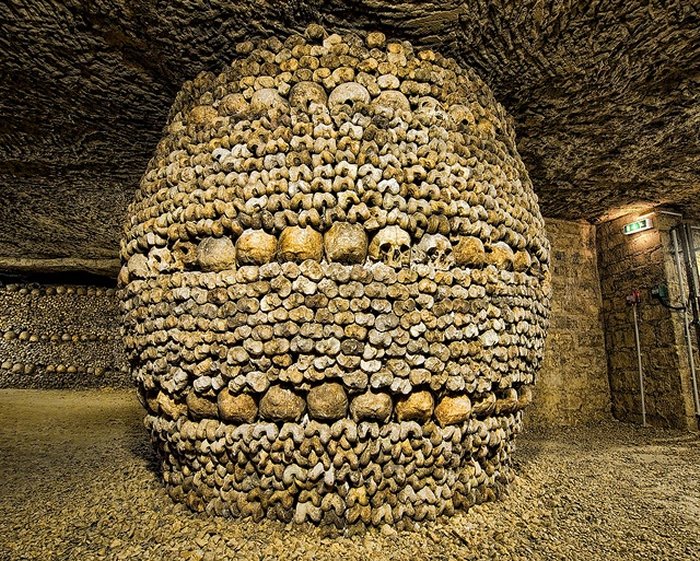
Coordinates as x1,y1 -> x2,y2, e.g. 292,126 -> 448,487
0,257 -> 120,277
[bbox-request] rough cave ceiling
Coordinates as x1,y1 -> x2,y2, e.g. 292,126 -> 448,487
0,0 -> 698,264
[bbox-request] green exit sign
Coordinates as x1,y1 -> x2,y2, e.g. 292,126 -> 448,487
623,217 -> 653,235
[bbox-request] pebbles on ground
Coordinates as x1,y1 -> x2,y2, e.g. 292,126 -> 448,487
0,390 -> 698,561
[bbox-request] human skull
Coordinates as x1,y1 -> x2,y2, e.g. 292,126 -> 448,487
487,241 -> 515,270
126,253 -> 149,279
372,90 -> 411,117
148,247 -> 175,274
278,226 -> 323,263
448,103 -> 476,128
513,249 -> 532,272
197,237 -> 236,272
249,88 -> 289,117
188,105 -> 218,128
289,81 -> 328,114
453,236 -> 486,267
324,222 -> 368,264
368,226 -> 411,268
414,233 -> 453,270
218,93 -> 249,117
415,96 -> 449,126
172,241 -> 197,270
236,229 -> 277,265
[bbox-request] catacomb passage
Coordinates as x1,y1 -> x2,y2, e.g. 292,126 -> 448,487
2,3 -> 700,560
119,26 -> 551,526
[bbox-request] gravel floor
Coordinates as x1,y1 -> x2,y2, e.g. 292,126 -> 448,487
1,390 -> 698,561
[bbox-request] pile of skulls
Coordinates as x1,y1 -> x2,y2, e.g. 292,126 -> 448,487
120,25 -> 551,528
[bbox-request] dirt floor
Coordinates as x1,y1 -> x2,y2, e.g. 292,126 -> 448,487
1,390 -> 698,561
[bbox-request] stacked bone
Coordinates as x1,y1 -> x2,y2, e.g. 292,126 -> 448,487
120,25 -> 551,528
0,283 -> 128,388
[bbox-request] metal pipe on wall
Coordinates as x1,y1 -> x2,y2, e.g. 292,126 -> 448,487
632,299 -> 647,426
691,225 -> 700,324
671,228 -> 700,417
684,224 -> 700,327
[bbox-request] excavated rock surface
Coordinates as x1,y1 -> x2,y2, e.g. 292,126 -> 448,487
1,1 -> 698,262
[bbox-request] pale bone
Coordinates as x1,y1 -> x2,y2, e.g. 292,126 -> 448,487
172,241 -> 197,269
117,265 -> 129,286
416,95 -> 443,112
372,90 -> 410,114
218,93 -> 249,117
278,226 -> 323,262
289,81 -> 328,112
368,225 -> 411,268
250,88 -> 289,115
453,236 -> 486,267
448,103 -> 475,126
197,237 -> 236,272
324,222 -> 368,264
414,233 -> 453,270
513,249 -> 532,272
148,247 -> 174,273
235,229 -> 278,265
488,241 -> 515,270
127,253 -> 149,279
415,95 -> 449,124
188,105 -> 218,127
328,82 -> 370,114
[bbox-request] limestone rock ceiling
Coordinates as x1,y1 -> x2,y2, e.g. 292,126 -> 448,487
1,0 -> 698,263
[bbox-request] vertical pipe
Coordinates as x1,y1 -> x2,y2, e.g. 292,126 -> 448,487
632,302 -> 646,426
682,224 -> 700,322
672,229 -> 700,416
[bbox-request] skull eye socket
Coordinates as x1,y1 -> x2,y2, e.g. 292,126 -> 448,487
400,244 -> 410,252
427,247 -> 438,257
379,242 -> 392,253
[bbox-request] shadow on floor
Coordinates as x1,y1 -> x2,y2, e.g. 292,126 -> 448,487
126,415 -> 162,478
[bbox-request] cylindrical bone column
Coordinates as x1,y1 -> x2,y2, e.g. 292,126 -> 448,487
119,25 -> 551,528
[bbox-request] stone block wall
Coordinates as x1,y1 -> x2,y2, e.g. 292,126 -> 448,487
666,225 -> 700,426
0,282 -> 129,388
529,219 -> 610,426
597,212 -> 697,430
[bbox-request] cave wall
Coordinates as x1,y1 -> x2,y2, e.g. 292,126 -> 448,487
530,218 -> 610,426
2,1 -> 699,267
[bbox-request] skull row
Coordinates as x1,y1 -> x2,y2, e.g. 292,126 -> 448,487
125,223 -> 530,282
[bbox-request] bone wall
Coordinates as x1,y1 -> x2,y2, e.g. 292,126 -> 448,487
0,220 -> 605,420
0,282 -> 129,388
117,26 -> 554,527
